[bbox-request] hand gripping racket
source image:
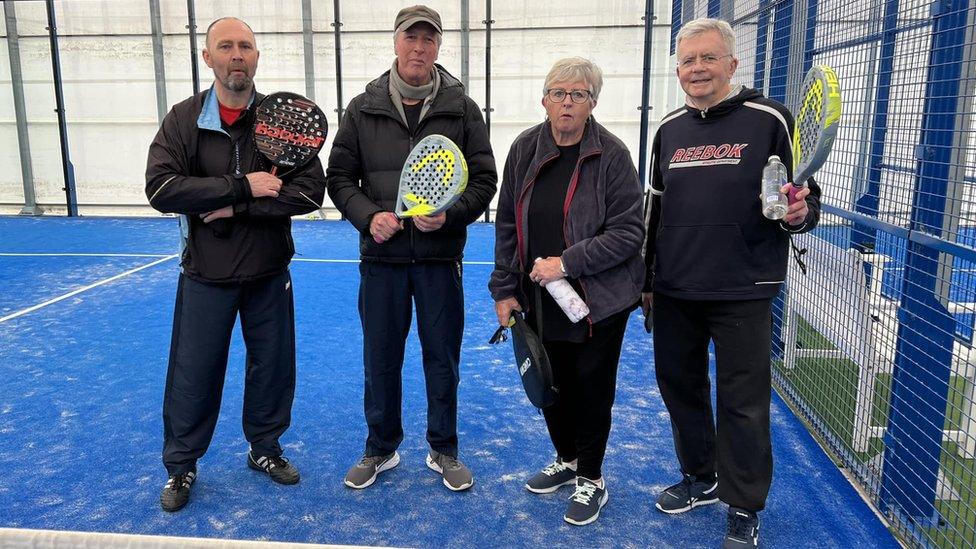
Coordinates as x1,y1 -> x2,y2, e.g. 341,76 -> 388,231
788,65 -> 842,204
395,134 -> 468,218
253,91 -> 328,177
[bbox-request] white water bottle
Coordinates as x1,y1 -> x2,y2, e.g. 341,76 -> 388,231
536,257 -> 589,323
761,155 -> 789,220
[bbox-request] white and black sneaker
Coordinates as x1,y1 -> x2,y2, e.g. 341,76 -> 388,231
247,451 -> 300,485
525,458 -> 577,494
655,473 -> 718,514
563,477 -> 609,526
159,471 -> 196,512
723,506 -> 760,548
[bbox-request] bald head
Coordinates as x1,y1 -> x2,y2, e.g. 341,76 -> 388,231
205,17 -> 255,49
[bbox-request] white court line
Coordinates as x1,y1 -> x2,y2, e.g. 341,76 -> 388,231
0,253 -> 171,258
293,258 -> 494,265
0,254 -> 177,324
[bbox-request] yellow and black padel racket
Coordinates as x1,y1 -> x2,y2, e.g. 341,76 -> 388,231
395,134 -> 468,218
789,65 -> 842,204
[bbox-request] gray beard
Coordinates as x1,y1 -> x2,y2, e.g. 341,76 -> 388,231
224,74 -> 252,92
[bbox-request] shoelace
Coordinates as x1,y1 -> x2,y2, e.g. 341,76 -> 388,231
359,455 -> 387,467
166,472 -> 193,491
571,482 -> 598,505
541,460 -> 570,476
438,454 -> 462,472
727,511 -> 756,540
265,455 -> 289,470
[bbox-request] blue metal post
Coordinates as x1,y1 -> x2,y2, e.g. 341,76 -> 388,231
670,0 -> 682,55
708,0 -> 721,18
854,0 -> 900,252
753,0 -> 770,90
879,0 -> 969,527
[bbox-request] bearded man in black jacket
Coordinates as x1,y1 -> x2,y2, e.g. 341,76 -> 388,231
146,17 -> 325,512
642,18 -> 821,549
326,5 -> 497,493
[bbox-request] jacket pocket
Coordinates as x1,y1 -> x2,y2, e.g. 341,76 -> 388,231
655,224 -> 758,291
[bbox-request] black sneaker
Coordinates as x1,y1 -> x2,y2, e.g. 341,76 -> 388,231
159,471 -> 195,512
723,507 -> 760,548
655,473 -> 718,514
563,477 -> 609,526
525,458 -> 577,494
247,452 -> 300,485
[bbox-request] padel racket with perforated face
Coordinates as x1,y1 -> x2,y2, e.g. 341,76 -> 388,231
253,91 -> 328,177
395,134 -> 468,218
788,65 -> 842,204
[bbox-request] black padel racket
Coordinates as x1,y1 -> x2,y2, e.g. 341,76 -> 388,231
395,134 -> 468,218
788,65 -> 842,203
253,91 -> 328,177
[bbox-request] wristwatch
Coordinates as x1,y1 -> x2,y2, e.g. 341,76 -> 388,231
559,258 -> 567,275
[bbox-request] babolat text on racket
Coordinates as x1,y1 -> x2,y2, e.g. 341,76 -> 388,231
253,91 -> 328,177
789,65 -> 842,203
395,134 -> 468,218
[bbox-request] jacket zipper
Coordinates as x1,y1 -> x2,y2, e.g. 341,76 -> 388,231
561,150 -> 601,334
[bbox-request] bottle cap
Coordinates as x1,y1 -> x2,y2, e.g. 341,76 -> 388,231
768,155 -> 781,162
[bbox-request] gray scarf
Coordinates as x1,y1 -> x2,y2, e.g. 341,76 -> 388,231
389,61 -> 440,125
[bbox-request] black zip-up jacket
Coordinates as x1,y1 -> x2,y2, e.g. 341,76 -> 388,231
326,65 -> 497,262
145,86 -> 326,283
644,87 -> 821,300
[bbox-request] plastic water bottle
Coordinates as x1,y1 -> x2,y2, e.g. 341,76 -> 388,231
761,155 -> 789,220
535,258 -> 589,323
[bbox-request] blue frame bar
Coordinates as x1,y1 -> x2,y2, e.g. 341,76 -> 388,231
767,0 -> 793,102
854,0 -> 900,251
708,0 -> 721,18
753,0 -> 770,90
670,0 -> 682,55
880,0 -> 971,527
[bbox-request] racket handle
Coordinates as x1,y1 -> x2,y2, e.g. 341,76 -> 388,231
787,183 -> 805,205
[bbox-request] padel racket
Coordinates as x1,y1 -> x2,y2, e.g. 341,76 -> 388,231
395,134 -> 468,218
788,65 -> 842,204
253,91 -> 328,177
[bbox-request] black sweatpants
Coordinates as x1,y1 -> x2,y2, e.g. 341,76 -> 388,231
536,313 -> 628,480
358,261 -> 464,458
162,270 -> 296,475
653,292 -> 773,512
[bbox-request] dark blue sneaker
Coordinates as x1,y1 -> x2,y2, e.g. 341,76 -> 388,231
655,473 -> 718,514
525,458 -> 577,494
563,477 -> 609,526
723,506 -> 760,548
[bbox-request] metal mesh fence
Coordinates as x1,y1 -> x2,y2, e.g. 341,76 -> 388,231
672,0 -> 976,546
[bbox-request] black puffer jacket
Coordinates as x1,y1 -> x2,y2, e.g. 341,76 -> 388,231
326,65 -> 497,262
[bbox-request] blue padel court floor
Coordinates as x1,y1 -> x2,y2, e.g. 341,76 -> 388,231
0,216 -> 898,548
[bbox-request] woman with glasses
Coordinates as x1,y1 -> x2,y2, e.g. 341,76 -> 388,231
489,57 -> 645,526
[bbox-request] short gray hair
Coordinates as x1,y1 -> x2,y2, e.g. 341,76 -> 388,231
675,18 -> 735,54
543,57 -> 603,101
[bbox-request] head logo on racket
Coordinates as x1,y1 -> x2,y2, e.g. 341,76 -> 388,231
788,65 -> 842,203
396,134 -> 468,218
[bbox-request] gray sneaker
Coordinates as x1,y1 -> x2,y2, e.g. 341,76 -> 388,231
426,450 -> 474,491
525,458 -> 577,494
564,477 -> 609,526
343,451 -> 400,489
655,473 -> 719,514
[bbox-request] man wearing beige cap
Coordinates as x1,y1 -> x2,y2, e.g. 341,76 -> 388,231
327,5 -> 497,492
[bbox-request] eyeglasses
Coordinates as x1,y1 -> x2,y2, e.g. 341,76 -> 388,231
677,53 -> 733,69
545,88 -> 592,104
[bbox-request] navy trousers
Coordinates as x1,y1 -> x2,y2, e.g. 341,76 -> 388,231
162,270 -> 296,475
358,261 -> 464,458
